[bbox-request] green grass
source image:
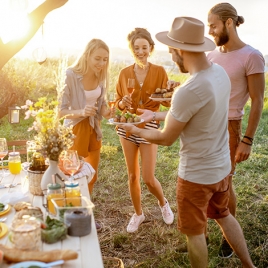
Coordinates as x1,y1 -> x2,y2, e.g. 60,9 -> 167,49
1,58 -> 268,267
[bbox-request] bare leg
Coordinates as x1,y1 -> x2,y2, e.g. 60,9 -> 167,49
216,214 -> 254,268
139,143 -> 165,206
187,234 -> 208,268
228,175 -> 237,216
120,137 -> 142,215
85,149 -> 100,195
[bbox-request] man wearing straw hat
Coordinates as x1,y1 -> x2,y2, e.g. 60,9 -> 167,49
120,17 -> 255,268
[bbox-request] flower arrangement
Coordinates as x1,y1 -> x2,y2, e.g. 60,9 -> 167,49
21,58 -> 75,161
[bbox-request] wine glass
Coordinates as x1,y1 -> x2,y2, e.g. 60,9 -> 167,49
0,138 -> 8,182
108,92 -> 116,108
63,150 -> 80,182
127,78 -> 135,110
108,92 -> 116,119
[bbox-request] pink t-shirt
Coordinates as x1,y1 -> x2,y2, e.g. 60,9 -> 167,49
207,45 -> 264,119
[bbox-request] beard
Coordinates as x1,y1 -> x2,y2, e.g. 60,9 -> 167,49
215,25 -> 229,46
173,50 -> 188,73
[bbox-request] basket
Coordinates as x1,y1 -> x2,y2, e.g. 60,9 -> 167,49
27,167 -> 47,196
103,257 -> 124,268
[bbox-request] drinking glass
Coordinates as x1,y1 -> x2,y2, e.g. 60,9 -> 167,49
108,93 -> 116,109
108,93 -> 116,119
63,150 -> 80,182
0,138 -> 8,181
127,78 -> 135,110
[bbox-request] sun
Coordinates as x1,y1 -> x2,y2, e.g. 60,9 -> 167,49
0,11 -> 30,44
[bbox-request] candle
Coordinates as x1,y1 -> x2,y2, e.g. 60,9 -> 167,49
11,110 -> 19,123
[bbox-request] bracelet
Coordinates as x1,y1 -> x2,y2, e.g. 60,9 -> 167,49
243,135 -> 253,143
241,140 -> 252,146
152,112 -> 156,121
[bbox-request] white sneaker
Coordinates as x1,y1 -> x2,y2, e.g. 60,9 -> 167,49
126,213 -> 145,233
158,198 -> 174,225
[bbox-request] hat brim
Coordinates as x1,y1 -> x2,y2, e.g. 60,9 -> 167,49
156,31 -> 216,52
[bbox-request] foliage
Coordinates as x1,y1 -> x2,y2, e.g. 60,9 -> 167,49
20,58 -> 74,161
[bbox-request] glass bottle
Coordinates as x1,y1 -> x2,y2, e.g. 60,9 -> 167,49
31,151 -> 46,171
47,181 -> 64,215
64,181 -> 81,206
8,152 -> 21,174
26,140 -> 36,164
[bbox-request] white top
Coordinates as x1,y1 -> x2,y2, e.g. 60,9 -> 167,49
85,86 -> 101,106
170,63 -> 231,184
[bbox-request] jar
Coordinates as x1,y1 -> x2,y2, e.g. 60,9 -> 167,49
10,215 -> 41,251
31,151 -> 46,171
65,181 -> 81,206
8,152 -> 21,174
47,182 -> 64,215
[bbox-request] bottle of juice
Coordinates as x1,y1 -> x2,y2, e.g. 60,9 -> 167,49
8,152 -> 21,174
46,182 -> 64,215
64,181 -> 81,206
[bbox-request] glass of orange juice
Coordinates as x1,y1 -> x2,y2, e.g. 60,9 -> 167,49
8,152 -> 21,174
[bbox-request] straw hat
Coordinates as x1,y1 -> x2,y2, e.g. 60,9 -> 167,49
156,17 -> 215,52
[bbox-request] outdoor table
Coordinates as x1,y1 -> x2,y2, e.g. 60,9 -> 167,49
0,167 -> 104,268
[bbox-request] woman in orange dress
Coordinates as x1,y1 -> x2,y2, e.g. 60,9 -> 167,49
115,28 -> 174,233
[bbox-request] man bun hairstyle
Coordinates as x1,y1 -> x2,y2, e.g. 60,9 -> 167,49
209,2 -> 244,27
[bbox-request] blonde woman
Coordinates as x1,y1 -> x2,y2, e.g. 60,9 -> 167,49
115,28 -> 174,233
60,39 -> 114,197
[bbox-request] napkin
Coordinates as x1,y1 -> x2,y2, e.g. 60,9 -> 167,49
0,192 -> 30,205
72,162 -> 96,183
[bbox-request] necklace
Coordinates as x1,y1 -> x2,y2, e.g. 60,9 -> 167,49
134,63 -> 149,90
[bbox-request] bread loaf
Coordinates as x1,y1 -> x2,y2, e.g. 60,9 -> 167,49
0,244 -> 78,262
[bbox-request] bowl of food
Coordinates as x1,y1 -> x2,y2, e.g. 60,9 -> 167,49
41,216 -> 67,244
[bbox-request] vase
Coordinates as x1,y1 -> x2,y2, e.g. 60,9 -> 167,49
40,160 -> 67,192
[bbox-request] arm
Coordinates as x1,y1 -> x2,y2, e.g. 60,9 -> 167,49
235,73 -> 265,163
0,0 -> 68,70
121,112 -> 186,146
60,105 -> 98,119
137,108 -> 168,123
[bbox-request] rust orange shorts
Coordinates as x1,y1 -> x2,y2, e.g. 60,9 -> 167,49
71,118 -> 102,158
228,120 -> 242,175
176,176 -> 230,236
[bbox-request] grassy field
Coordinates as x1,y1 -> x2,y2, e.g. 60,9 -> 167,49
96,103 -> 268,268
0,58 -> 268,267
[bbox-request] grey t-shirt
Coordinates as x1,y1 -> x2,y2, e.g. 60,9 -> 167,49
170,63 -> 231,184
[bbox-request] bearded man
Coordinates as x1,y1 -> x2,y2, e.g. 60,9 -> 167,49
207,2 -> 265,258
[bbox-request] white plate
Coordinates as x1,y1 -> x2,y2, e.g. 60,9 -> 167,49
10,261 -> 46,268
108,118 -> 144,125
149,97 -> 172,101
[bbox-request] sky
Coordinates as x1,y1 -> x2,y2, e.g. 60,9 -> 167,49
0,0 -> 268,59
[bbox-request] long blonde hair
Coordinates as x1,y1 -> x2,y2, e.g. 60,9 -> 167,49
70,39 -> 110,90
